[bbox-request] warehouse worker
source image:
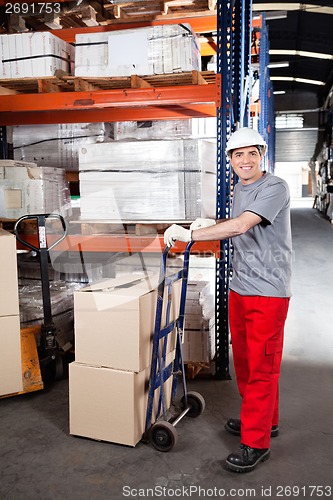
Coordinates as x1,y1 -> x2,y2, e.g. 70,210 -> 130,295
164,127 -> 292,473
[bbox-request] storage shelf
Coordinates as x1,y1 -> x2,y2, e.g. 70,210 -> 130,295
16,234 -> 220,255
0,72 -> 217,125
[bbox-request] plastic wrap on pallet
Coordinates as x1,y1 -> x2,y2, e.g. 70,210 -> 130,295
13,123 -> 105,171
0,32 -> 73,78
78,139 -> 216,221
75,23 -> 200,77
0,160 -> 71,219
107,118 -> 216,142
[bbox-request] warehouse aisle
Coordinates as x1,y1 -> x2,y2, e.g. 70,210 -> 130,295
1,206 -> 332,500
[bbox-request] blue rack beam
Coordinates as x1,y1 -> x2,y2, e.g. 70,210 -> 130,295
215,0 -> 253,380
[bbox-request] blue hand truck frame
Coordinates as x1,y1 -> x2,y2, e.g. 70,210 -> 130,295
143,242 -> 205,452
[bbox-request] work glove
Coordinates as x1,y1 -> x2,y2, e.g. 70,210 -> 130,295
164,224 -> 192,247
190,218 -> 216,230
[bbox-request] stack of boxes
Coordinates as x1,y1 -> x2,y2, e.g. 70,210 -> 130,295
0,230 -> 23,397
78,139 -> 216,221
182,282 -> 216,364
0,160 -> 71,219
0,31 -> 73,78
114,253 -> 216,365
75,24 -> 200,77
69,273 -> 182,446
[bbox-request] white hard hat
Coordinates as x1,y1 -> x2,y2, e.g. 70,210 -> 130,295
226,127 -> 267,157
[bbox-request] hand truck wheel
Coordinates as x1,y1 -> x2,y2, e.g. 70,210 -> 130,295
149,421 -> 178,452
180,391 -> 205,418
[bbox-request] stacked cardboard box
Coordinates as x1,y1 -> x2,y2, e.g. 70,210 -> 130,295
114,253 -> 216,364
69,273 -> 181,446
0,230 -> 23,397
75,24 -> 200,77
78,139 -> 216,221
182,282 -> 216,364
0,160 -> 71,219
0,32 -> 73,78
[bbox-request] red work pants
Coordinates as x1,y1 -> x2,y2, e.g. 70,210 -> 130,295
229,290 -> 290,449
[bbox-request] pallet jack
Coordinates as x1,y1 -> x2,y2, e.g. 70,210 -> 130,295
14,213 -> 68,392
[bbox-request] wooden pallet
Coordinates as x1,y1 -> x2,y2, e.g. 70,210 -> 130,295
0,71 -> 215,95
185,361 -> 214,379
103,0 -> 216,22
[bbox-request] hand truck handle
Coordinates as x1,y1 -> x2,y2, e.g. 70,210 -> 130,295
14,213 -> 67,253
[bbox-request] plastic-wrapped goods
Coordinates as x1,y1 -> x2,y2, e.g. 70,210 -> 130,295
78,139 -> 216,221
75,24 -> 201,77
0,32 -> 73,78
19,280 -> 85,350
13,123 -> 105,172
0,160 -> 71,219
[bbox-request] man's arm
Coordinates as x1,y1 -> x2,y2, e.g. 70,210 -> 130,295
192,211 -> 262,241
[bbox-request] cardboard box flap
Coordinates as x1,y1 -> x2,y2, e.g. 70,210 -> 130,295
74,273 -> 160,311
80,272 -> 157,293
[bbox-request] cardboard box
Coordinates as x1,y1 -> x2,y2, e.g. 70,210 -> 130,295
69,351 -> 174,447
0,315 -> 23,396
74,274 -> 181,372
182,318 -> 215,363
0,229 -> 20,317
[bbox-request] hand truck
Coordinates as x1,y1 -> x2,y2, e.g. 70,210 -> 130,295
14,213 -> 67,383
144,241 -> 205,452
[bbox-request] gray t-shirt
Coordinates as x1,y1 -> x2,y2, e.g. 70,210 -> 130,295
230,172 -> 292,297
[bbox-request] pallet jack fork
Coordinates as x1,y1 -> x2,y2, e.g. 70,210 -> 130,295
144,242 -> 205,452
14,213 -> 67,386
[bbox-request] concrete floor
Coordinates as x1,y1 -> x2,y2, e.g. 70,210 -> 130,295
1,205 -> 333,500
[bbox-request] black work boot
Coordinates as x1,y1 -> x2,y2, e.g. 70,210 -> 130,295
226,444 -> 270,473
225,418 -> 279,437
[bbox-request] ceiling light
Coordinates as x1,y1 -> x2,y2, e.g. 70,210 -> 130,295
252,3 -> 333,16
270,76 -> 325,86
268,62 -> 290,68
273,90 -> 286,95
270,49 -> 333,61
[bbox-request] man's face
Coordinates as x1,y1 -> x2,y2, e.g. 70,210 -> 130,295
230,146 -> 263,185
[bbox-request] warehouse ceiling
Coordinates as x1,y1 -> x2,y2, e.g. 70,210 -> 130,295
0,0 -> 332,112
252,1 -> 333,112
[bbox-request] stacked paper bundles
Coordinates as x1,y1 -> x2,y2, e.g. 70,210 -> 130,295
108,118 -> 216,142
78,139 -> 216,221
13,123 -> 105,171
75,24 -> 201,77
182,281 -> 216,364
0,160 -> 71,219
0,32 -> 73,78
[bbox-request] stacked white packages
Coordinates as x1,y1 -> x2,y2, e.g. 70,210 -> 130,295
78,139 -> 216,221
75,23 -> 201,77
0,160 -> 71,219
108,117 -> 217,141
0,32 -> 73,78
13,123 -> 105,171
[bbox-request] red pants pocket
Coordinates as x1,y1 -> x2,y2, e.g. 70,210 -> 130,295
265,340 -> 283,374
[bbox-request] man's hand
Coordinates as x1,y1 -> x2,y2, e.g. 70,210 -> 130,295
164,224 -> 192,247
190,218 -> 216,230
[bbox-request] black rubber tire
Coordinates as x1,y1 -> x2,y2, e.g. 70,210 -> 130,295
180,391 -> 206,418
149,421 -> 178,452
